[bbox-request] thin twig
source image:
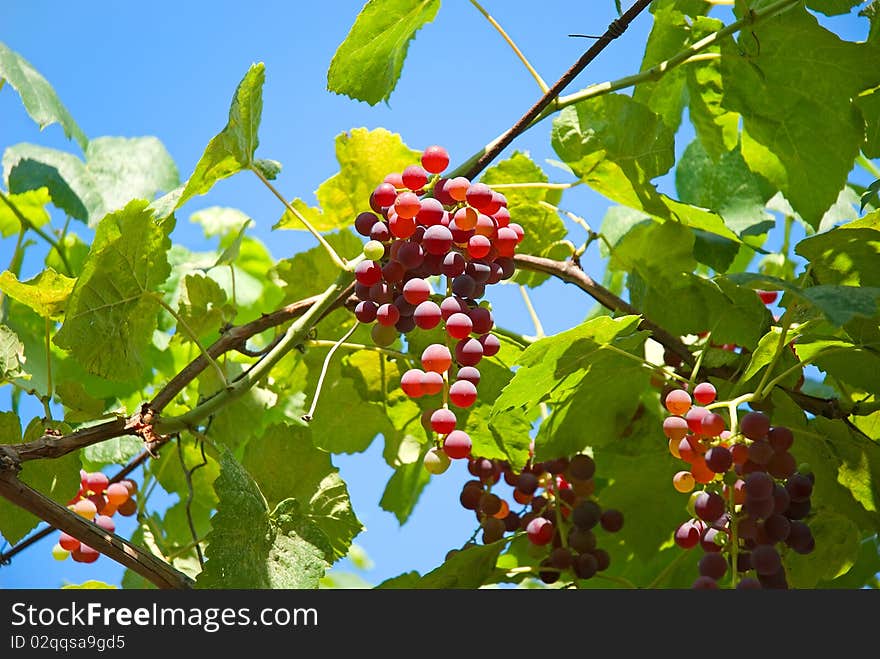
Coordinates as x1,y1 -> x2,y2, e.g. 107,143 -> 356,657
302,322 -> 360,422
176,434 -> 207,568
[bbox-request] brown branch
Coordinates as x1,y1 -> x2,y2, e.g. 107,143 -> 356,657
150,284 -> 356,412
462,0 -> 654,179
513,253 -> 695,364
0,469 -> 192,589
512,253 -> 856,422
12,416 -> 132,463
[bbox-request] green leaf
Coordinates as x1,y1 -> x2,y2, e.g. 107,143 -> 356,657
190,206 -> 252,238
0,187 -> 51,238
675,140 -> 774,239
53,200 -> 172,381
0,42 -> 88,149
552,93 -> 675,198
0,324 -> 27,381
795,213 -> 880,287
785,509 -> 861,587
0,268 -> 75,319
327,0 -> 440,105
275,128 -> 419,232
856,88 -> 880,158
61,580 -> 117,589
379,459 -> 431,525
175,274 -> 232,341
80,435 -> 143,471
720,7 -> 880,228
378,541 -> 506,589
632,6 -> 697,134
84,136 -> 179,213
794,337 -> 880,406
805,0 -> 863,15
274,230 -> 364,303
3,144 -> 104,224
253,158 -> 282,180
480,152 -> 567,287
242,423 -> 363,561
198,450 -> 332,589
55,381 -> 107,424
553,94 -> 740,242
177,63 -> 265,207
0,417 -> 80,545
725,272 -> 880,327
492,316 -> 651,461
686,17 -> 739,160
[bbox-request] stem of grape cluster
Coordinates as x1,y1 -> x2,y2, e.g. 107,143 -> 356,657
250,165 -> 348,271
302,322 -> 360,422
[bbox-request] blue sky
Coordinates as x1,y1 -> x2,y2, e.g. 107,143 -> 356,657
0,1 -> 872,588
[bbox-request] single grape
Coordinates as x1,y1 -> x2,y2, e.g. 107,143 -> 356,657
744,471 -> 774,501
441,252 -> 466,277
568,454 -> 595,482
400,369 -> 425,398
700,413 -> 726,437
757,290 -> 778,304
693,382 -> 717,405
516,472 -> 539,495
371,323 -> 398,347
402,164 -> 428,191
456,366 -> 480,386
402,278 -> 431,305
71,544 -> 100,564
600,509 -> 624,532
465,183 -> 494,211
58,532 -> 80,552
674,520 -> 701,549
394,191 -> 421,219
572,501 -> 601,530
750,544 -> 782,576
355,300 -> 378,323
444,177 -> 470,202
663,416 -> 689,441
767,451 -> 797,479
372,182 -> 397,207
673,470 -> 695,493
422,224 -> 453,255
762,513 -> 791,542
786,472 -> 813,502
51,543 -> 69,561
705,446 -> 733,473
494,227 -> 518,257
481,517 -> 506,544
72,498 -> 98,520
375,303 -> 401,326
363,240 -> 385,261
698,552 -> 728,580
467,234 -> 492,259
664,389 -> 692,415
421,145 -> 450,174
694,491 -> 726,523
747,440 -> 774,465
95,514 -> 116,533
355,211 -> 378,236
526,517 -> 554,545
454,338 -> 483,367
420,371 -> 444,396
430,408 -> 457,435
440,296 -> 467,320
740,411 -> 771,440
767,426 -> 794,452
421,344 -> 452,374
737,577 -> 762,589
445,312 -> 473,339
479,492 -> 502,516
686,406 -> 710,436
443,430 -> 472,459
84,472 -> 109,495
449,380 -> 478,408
354,260 -> 383,287
691,576 -> 719,590
452,274 -> 476,299
396,241 -> 424,270
573,552 -> 598,579
453,206 -> 478,231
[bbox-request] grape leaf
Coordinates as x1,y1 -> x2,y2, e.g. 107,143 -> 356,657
274,230 -> 364,303
0,187 -> 50,238
806,0 -> 864,14
241,422 -> 363,561
3,144 -> 104,224
189,206 -> 252,238
177,63 -> 265,207
378,540 -> 506,589
685,17 -> 739,160
53,200 -> 172,381
480,152 -> 567,287
379,459 -> 431,525
675,140 -> 774,240
794,213 -> 880,287
175,274 -> 233,342
0,268 -> 75,319
720,7 -> 880,228
0,41 -> 87,149
632,5 -> 695,134
856,88 -> 880,158
794,336 -> 880,396
84,136 -> 179,213
327,0 -> 440,105
552,94 -> 740,242
0,324 -> 27,381
198,450 -> 336,589
275,128 -> 419,232
491,315 -> 651,461
785,509 -> 861,588
81,437 -> 144,472
0,417 -> 80,545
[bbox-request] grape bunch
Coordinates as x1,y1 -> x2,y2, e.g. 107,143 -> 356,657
351,145 -> 524,463
450,453 -> 624,584
51,469 -> 138,564
662,385 -> 815,589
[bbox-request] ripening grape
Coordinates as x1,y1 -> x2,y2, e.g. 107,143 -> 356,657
421,145 -> 449,173
478,333 -> 500,357
663,416 -> 689,441
51,543 -> 69,561
71,544 -> 100,564
445,312 -> 473,339
400,369 -> 426,398
526,517 -> 554,546
740,411 -> 771,440
693,382 -> 717,405
673,470 -> 695,493
700,413 -> 726,437
420,371 -> 444,396
423,447 -> 451,475
694,491 -> 725,523
421,344 -> 452,374
454,338 -> 483,367
443,430 -> 472,459
72,498 -> 97,520
665,389 -> 692,415
449,380 -> 478,407
363,240 -> 385,261
59,532 -> 80,552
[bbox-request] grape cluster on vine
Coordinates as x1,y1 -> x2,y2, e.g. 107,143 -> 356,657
448,452 -> 624,584
350,145 -> 524,462
662,385 -> 815,589
51,470 -> 138,564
